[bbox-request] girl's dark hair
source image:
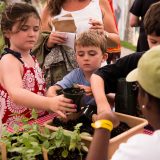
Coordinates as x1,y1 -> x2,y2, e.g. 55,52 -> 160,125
1,2 -> 40,46
47,0 -> 85,16
144,1 -> 160,36
1,3 -> 40,33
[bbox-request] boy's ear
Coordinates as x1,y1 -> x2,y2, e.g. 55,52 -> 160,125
102,53 -> 108,62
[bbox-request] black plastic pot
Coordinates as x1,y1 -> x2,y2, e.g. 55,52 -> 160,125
63,88 -> 85,112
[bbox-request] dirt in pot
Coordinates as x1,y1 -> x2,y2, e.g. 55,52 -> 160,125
52,116 -> 131,138
52,115 -> 94,135
7,152 -> 22,159
48,148 -> 87,160
111,122 -> 131,138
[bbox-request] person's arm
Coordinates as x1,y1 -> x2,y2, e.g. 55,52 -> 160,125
87,111 -> 119,160
0,55 -> 76,118
87,128 -> 110,160
90,74 -> 111,113
129,13 -> 140,27
129,0 -> 143,27
41,4 -> 52,31
99,0 -> 120,45
40,4 -> 67,49
90,52 -> 143,113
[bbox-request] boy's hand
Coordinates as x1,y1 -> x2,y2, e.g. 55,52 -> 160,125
46,85 -> 62,97
75,84 -> 92,96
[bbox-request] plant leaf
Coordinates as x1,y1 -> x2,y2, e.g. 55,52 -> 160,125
31,109 -> 38,120
62,149 -> 68,158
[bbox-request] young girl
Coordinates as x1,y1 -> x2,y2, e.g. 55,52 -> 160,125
0,3 -> 76,127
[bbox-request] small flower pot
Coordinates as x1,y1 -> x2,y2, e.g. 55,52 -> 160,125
63,88 -> 85,112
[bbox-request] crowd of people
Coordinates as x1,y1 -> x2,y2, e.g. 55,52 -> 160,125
0,0 -> 160,159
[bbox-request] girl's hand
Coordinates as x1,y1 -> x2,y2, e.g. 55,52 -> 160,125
49,95 -> 77,118
46,31 -> 67,48
46,85 -> 62,97
89,19 -> 104,33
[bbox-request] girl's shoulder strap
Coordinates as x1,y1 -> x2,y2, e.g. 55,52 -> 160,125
1,48 -> 24,64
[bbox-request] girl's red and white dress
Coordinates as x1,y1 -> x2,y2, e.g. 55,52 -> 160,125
0,49 -> 48,127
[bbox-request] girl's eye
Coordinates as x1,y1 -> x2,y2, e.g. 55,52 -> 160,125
20,26 -> 40,32
33,26 -> 40,32
21,26 -> 28,31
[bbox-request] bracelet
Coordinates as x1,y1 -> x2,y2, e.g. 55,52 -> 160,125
91,119 -> 113,132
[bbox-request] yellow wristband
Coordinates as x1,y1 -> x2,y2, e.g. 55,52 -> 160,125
91,119 -> 113,132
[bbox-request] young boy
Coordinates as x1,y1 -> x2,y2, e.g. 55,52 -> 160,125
90,1 -> 160,114
47,30 -> 115,105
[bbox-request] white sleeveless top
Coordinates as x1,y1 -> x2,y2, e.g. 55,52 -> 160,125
54,0 -> 103,34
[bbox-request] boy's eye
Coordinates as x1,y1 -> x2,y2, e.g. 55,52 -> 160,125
77,51 -> 85,57
151,41 -> 158,44
88,50 -> 97,56
150,39 -> 158,44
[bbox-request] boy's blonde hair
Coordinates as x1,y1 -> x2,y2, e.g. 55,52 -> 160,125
75,30 -> 107,54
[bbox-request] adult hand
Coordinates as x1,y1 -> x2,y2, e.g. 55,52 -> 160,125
89,19 -> 104,34
46,31 -> 67,48
48,95 -> 77,118
92,110 -> 119,128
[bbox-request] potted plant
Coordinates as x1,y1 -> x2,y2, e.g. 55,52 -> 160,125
0,110 -> 88,160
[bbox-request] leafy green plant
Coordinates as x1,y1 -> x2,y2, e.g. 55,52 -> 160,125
0,110 -> 87,160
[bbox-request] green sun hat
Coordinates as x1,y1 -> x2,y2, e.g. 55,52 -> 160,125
126,45 -> 160,98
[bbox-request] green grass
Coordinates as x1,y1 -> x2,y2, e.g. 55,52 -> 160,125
121,41 -> 136,51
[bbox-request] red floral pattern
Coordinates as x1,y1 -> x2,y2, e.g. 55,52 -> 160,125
0,58 -> 47,127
